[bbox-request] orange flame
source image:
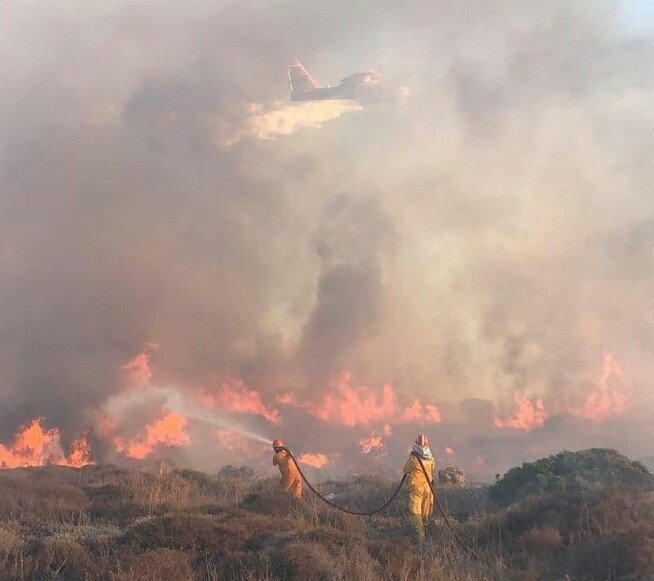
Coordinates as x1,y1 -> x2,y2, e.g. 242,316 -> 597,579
203,380 -> 280,424
306,372 -> 442,427
0,418 -> 94,469
495,393 -> 548,431
114,412 -> 189,459
298,453 -> 329,468
99,349 -> 192,459
276,393 -> 295,405
401,399 -> 442,423
122,351 -> 153,388
569,351 -> 630,421
67,430 -> 94,468
358,435 -> 384,454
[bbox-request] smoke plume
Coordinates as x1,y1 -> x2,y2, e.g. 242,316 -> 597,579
1,0 -> 652,478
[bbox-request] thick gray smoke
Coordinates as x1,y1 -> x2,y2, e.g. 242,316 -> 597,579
298,194 -> 394,380
1,0 -> 652,477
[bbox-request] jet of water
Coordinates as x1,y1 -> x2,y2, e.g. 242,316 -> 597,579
157,387 -> 273,445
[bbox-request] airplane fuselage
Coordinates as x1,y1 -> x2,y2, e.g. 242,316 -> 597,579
287,60 -> 379,102
290,85 -> 358,101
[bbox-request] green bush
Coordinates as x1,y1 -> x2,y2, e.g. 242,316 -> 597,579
491,448 -> 653,505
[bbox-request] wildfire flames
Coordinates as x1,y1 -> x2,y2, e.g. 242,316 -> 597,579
276,393 -> 295,405
358,435 -> 385,454
2,347 -> 632,471
0,418 -> 93,469
67,431 -> 94,468
95,349 -> 193,460
200,372 -> 441,431
113,412 -> 189,460
202,379 -> 281,424
52,349 -> 447,464
569,351 -> 630,422
298,453 -> 330,468
494,351 -> 632,431
495,393 -> 548,431
122,351 -> 153,388
303,372 -> 442,427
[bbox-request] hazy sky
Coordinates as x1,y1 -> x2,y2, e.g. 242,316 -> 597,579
620,0 -> 654,33
1,0 -> 652,478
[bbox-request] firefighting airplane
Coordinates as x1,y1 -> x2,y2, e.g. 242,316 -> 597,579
286,59 -> 381,101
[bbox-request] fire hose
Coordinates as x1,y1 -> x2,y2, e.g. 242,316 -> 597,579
282,447 -> 481,560
412,452 -> 481,560
282,447 -> 407,516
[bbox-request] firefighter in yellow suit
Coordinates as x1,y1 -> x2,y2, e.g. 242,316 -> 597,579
403,434 -> 435,541
272,439 -> 302,499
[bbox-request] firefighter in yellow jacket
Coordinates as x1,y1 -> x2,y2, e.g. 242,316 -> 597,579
272,439 -> 302,499
403,434 -> 436,541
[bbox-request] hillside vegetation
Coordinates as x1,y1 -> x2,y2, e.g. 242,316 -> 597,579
0,448 -> 650,580
491,448 -> 653,505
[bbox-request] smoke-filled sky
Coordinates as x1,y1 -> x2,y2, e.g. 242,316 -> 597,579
1,0 -> 652,479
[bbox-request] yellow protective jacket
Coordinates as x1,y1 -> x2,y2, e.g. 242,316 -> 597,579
273,449 -> 302,498
403,453 -> 435,539
403,453 -> 435,490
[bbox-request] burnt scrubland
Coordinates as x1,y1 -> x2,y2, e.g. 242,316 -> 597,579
0,449 -> 651,580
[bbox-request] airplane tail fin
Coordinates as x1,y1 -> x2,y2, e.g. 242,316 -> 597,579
286,59 -> 321,95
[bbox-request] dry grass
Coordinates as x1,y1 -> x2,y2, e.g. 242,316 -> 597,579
114,548 -> 195,581
0,463 -> 649,579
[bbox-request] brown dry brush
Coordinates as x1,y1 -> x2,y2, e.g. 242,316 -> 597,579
0,465 -> 651,580
469,485 -> 654,579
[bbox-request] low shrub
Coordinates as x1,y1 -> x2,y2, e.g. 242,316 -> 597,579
491,448 -> 653,505
515,525 -> 563,554
115,548 -> 194,581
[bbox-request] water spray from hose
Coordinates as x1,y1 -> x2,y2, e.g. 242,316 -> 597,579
159,387 -> 273,445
